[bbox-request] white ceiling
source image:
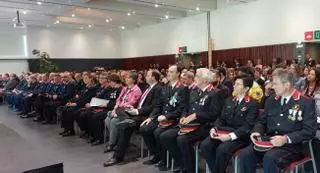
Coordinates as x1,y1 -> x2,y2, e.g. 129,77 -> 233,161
0,0 -> 258,30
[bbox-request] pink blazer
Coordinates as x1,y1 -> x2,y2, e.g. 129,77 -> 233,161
115,84 -> 142,109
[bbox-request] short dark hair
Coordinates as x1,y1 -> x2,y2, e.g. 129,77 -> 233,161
216,67 -> 226,77
171,65 -> 183,75
108,74 -> 121,84
234,74 -> 254,89
239,66 -> 254,77
150,70 -> 161,82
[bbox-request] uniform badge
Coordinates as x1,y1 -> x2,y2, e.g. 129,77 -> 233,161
241,106 -> 247,111
288,109 -> 293,120
199,95 -> 208,106
297,110 -> 303,121
169,92 -> 178,107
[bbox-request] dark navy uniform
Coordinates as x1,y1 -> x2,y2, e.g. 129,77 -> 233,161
75,85 -> 118,136
42,82 -> 74,123
239,90 -> 317,173
86,86 -> 123,142
60,85 -> 98,134
160,85 -> 224,173
200,95 -> 259,173
140,81 -> 189,164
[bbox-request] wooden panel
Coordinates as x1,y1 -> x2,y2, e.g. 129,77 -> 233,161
121,43 -> 296,70
122,54 -> 176,70
212,43 -> 295,67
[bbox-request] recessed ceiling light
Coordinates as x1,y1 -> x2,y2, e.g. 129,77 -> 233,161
71,14 -> 75,17
165,15 -> 169,19
127,12 -> 131,16
54,20 -> 60,24
196,7 -> 200,11
87,8 -> 91,10
121,26 -> 125,30
132,11 -> 135,14
37,1 -> 42,5
106,19 -> 110,23
22,11 -> 27,14
88,24 -> 92,28
155,4 -> 159,8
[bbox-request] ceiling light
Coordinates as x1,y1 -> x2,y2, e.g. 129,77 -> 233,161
37,1 -> 42,5
71,14 -> 75,17
127,12 -> 131,16
87,8 -> 91,10
22,11 -> 27,14
80,27 -> 84,30
165,15 -> 169,19
155,4 -> 159,8
196,7 -> 200,11
106,19 -> 110,23
109,18 -> 112,21
88,24 -> 92,28
132,11 -> 135,14
54,20 -> 60,24
121,26 -> 125,30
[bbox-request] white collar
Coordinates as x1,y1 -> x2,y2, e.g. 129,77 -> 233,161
281,90 -> 295,104
201,84 -> 210,92
171,80 -> 178,88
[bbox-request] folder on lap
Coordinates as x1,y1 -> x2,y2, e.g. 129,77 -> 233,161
89,97 -> 109,107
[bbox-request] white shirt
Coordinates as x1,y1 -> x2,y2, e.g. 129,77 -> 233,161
138,83 -> 157,109
171,80 -> 178,89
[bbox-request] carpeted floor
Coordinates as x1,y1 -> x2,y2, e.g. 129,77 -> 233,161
0,105 -> 164,173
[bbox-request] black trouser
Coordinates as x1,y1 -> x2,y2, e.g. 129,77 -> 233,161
313,138 -> 320,172
75,108 -> 92,133
34,95 -> 49,119
160,126 -> 209,173
140,121 -> 168,161
239,144 -> 305,173
200,136 -> 248,173
88,110 -> 109,141
61,106 -> 79,132
43,100 -> 63,122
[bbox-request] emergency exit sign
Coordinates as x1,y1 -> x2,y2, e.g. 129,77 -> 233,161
315,30 -> 320,40
178,46 -> 187,53
304,30 -> 320,41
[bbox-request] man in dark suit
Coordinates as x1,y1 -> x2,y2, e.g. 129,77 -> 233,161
160,68 -> 224,173
200,75 -> 259,173
239,68 -> 317,173
103,69 -> 162,166
139,65 -> 189,169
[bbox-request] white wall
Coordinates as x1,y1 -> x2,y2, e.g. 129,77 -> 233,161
121,13 -> 208,58
27,27 -> 121,58
212,0 -> 320,50
0,60 -> 29,75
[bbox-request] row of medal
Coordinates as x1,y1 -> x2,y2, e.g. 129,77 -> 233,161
288,109 -> 303,121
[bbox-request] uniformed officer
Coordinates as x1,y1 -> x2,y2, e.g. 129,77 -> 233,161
86,73 -> 123,145
41,73 -> 74,124
200,74 -> 259,173
140,65 -> 189,169
34,73 -> 55,122
160,68 -> 224,173
60,73 -> 98,137
239,68 -> 317,173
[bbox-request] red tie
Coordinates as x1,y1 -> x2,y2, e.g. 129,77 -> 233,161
138,87 -> 152,108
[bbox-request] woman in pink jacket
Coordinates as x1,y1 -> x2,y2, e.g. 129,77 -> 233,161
104,71 -> 142,152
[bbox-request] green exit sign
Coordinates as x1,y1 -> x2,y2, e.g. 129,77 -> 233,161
315,30 -> 320,40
